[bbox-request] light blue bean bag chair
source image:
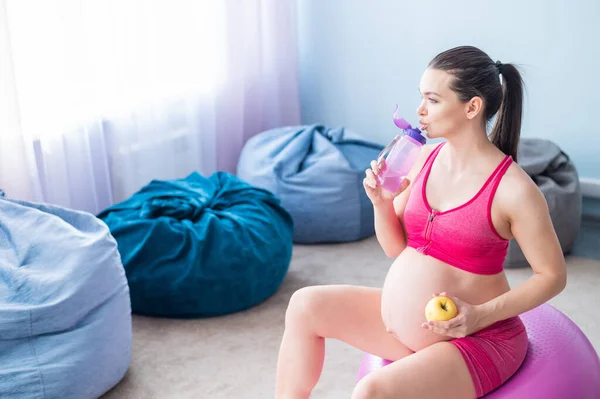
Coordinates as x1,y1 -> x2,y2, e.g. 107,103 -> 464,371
0,194 -> 132,399
237,125 -> 384,243
97,171 -> 293,318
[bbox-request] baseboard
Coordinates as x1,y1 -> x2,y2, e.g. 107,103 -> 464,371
581,178 -> 600,199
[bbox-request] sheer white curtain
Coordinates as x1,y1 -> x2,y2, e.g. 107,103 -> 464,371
0,0 -> 38,201
0,0 -> 300,213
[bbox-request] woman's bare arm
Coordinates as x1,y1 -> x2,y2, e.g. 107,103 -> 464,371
374,144 -> 436,257
477,166 -> 567,326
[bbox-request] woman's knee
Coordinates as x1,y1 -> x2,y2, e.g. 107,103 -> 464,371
284,286 -> 323,328
352,376 -> 388,399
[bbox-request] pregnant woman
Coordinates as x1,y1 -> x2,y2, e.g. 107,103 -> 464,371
275,46 -> 567,399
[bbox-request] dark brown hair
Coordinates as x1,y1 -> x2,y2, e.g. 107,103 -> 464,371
428,46 -> 524,161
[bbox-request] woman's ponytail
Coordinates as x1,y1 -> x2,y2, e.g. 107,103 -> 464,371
489,63 -> 524,161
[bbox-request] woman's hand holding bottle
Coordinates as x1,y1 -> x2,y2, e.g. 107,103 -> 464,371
363,159 -> 410,206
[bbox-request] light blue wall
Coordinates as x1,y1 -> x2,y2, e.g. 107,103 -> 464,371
298,0 -> 600,179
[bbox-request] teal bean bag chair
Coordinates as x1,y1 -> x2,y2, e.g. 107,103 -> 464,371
0,195 -> 131,399
237,125 -> 384,243
98,171 -> 293,318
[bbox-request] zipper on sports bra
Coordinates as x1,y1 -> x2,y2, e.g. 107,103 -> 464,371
425,210 -> 437,240
420,210 -> 437,254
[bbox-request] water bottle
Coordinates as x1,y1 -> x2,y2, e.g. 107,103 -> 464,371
375,105 -> 427,192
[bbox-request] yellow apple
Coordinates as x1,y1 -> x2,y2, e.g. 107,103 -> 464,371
425,296 -> 458,322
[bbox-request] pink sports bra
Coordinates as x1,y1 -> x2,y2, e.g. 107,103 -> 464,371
404,143 -> 513,275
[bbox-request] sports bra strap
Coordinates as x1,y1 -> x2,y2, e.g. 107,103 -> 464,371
415,142 -> 445,180
487,155 -> 513,196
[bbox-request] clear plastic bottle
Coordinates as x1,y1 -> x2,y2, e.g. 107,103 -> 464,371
375,106 -> 426,193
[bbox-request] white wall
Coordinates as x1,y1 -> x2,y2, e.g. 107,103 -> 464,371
298,0 -> 600,180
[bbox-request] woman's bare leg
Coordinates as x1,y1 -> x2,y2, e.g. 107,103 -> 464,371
275,285 -> 414,399
351,342 -> 476,399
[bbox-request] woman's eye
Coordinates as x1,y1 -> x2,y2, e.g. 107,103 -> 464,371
428,98 -> 438,104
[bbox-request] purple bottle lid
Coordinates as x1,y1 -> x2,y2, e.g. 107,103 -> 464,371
393,104 -> 426,145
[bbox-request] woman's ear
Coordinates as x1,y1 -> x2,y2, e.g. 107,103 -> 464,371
465,97 -> 483,120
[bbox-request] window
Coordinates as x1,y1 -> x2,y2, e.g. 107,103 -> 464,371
5,0 -> 226,138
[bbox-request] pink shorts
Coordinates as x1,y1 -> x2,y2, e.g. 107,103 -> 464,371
450,316 -> 528,397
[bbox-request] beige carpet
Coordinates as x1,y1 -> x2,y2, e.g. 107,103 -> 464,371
102,236 -> 600,399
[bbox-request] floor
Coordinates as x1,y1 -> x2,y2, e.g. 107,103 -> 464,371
101,206 -> 600,399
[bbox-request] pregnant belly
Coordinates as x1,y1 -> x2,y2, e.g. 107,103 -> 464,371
381,247 -> 510,352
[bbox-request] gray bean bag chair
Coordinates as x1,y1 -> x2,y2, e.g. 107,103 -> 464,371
504,139 -> 582,268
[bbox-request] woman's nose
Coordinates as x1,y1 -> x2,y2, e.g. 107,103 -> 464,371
417,102 -> 426,116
